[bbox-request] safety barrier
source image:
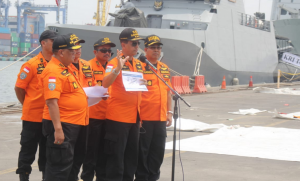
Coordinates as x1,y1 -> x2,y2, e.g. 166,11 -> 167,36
181,76 -> 192,94
171,76 -> 184,94
193,75 -> 207,93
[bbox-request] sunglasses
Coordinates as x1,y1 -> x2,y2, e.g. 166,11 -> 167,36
97,49 -> 112,53
131,41 -> 140,47
148,46 -> 162,50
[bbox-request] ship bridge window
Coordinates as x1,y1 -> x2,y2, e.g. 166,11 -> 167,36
281,9 -> 287,15
147,15 -> 163,29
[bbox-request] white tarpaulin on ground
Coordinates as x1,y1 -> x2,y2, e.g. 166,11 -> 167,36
253,87 -> 300,95
273,109 -> 300,120
281,52 -> 300,68
228,108 -> 266,115
166,118 -> 225,133
166,124 -> 300,162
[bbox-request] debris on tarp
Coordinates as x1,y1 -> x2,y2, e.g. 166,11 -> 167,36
273,109 -> 300,120
228,108 -> 266,115
253,87 -> 300,95
167,118 -> 226,133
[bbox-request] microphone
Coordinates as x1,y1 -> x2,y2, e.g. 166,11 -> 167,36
139,56 -> 157,71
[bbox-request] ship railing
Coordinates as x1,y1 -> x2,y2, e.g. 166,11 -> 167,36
239,13 -> 270,32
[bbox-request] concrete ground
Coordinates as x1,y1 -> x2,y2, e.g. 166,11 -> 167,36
1,85 -> 300,181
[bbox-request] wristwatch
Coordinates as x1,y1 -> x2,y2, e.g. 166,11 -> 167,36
112,68 -> 120,75
167,111 -> 173,115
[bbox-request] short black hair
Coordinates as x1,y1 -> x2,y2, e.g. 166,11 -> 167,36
52,49 -> 60,54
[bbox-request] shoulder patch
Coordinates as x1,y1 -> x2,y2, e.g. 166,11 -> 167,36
106,64 -> 113,73
20,72 -> 27,80
48,83 -> 56,91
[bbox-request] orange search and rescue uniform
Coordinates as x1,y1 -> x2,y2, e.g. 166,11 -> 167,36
105,56 -> 144,123
69,58 -> 96,87
89,57 -> 108,120
140,62 -> 172,121
15,52 -> 49,122
41,57 -> 89,126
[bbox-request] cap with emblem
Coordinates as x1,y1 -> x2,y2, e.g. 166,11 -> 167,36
144,34 -> 163,47
119,28 -> 144,41
39,30 -> 58,43
52,34 -> 82,50
67,33 -> 85,44
94,37 -> 116,47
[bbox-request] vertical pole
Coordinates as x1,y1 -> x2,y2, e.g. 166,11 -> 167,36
277,69 -> 280,89
57,0 -> 60,24
17,6 -> 21,33
24,13 -> 28,33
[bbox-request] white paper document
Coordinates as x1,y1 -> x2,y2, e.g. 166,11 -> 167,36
83,86 -> 108,107
122,71 -> 148,91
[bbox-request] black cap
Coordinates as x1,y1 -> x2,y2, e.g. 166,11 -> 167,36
144,35 -> 163,47
66,33 -> 85,44
94,37 -> 116,47
39,30 -> 57,43
119,28 -> 144,41
52,34 -> 82,50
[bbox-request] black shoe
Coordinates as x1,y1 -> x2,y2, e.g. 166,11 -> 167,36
42,171 -> 45,181
19,173 -> 29,181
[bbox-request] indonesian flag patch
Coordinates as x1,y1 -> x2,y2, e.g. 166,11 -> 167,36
23,66 -> 30,73
48,77 -> 56,82
106,64 -> 113,73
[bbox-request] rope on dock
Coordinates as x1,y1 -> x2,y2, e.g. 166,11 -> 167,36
0,45 -> 41,72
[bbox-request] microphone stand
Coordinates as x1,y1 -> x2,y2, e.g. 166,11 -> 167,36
145,62 -> 191,181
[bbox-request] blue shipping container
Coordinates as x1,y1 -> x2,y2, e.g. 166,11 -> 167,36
19,33 -> 31,39
20,37 -> 31,43
31,39 -> 39,44
0,27 -> 10,34
0,39 -> 11,46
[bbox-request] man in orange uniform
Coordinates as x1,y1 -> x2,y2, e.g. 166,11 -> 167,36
135,35 -> 173,181
40,34 -> 88,181
102,28 -> 147,181
14,30 -> 57,181
81,37 -> 116,181
68,34 -> 95,87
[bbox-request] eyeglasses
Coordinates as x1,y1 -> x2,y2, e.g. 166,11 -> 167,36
97,49 -> 112,53
131,41 -> 140,47
148,46 -> 162,50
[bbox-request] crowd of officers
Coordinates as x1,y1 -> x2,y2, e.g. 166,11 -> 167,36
14,28 -> 173,181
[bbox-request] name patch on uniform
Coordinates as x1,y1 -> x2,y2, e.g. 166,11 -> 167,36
97,80 -> 102,86
160,67 -> 169,74
94,71 -> 103,75
143,70 -> 153,74
106,64 -> 113,73
23,66 -> 30,73
84,73 -> 93,78
48,83 -> 56,91
20,72 -> 27,80
147,80 -> 152,86
61,70 -> 71,77
72,82 -> 78,89
49,77 -> 56,82
122,65 -> 130,71
88,81 -> 92,87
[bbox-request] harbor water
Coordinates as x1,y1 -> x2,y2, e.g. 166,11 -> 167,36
0,61 -> 24,103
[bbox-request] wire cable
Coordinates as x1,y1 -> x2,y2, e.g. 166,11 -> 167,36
178,99 -> 185,181
0,45 -> 41,72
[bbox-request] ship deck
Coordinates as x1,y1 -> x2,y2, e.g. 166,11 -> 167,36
1,84 -> 300,181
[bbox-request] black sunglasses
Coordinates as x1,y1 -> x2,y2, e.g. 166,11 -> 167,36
97,49 -> 112,53
131,41 -> 140,47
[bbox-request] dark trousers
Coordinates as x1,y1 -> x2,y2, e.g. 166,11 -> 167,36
104,117 -> 140,181
16,120 -> 47,174
42,119 -> 87,181
81,119 -> 106,181
135,121 -> 167,181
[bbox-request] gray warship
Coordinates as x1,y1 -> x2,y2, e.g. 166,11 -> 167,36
48,0 -> 290,86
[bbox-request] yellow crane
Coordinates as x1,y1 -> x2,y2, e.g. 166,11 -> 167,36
94,0 -> 111,26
